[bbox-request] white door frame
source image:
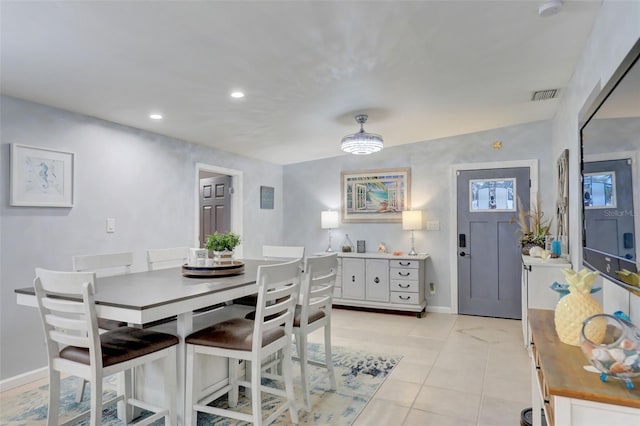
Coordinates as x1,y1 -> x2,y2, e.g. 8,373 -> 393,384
449,159 -> 538,314
194,163 -> 244,259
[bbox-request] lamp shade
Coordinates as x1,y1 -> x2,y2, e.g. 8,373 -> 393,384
402,210 -> 423,230
321,210 -> 339,229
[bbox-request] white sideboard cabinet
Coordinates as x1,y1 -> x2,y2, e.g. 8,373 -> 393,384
334,253 -> 429,317
521,255 -> 571,347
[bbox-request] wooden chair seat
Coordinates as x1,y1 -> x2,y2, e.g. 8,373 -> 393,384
60,327 -> 179,367
97,318 -> 127,330
186,318 -> 284,351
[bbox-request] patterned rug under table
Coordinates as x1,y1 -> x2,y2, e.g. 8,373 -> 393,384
1,343 -> 401,425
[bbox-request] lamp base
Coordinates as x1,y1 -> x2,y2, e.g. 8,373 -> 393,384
326,247 -> 334,253
408,248 -> 418,256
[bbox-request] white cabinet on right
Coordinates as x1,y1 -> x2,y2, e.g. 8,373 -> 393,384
521,256 -> 571,347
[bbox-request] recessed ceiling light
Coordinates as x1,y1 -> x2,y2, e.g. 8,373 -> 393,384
230,91 -> 245,99
149,114 -> 163,120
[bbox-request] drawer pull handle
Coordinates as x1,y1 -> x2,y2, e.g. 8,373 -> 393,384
352,275 -> 355,282
374,277 -> 380,284
398,272 -> 411,277
399,261 -> 411,266
399,283 -> 410,289
399,295 -> 411,300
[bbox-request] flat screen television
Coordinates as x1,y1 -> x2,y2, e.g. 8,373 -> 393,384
581,38 -> 640,291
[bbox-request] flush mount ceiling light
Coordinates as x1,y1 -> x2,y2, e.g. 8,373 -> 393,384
340,114 -> 384,155
538,0 -> 563,17
149,114 -> 163,120
230,91 -> 245,99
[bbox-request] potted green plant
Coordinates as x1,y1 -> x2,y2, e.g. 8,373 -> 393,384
513,195 -> 551,255
205,232 -> 241,264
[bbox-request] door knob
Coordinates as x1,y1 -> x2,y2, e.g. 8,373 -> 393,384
459,251 -> 467,257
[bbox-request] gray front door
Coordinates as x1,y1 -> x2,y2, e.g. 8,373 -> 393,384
457,167 -> 530,319
199,175 -> 231,247
584,158 -> 635,262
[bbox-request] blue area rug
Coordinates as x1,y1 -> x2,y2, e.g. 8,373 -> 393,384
0,343 -> 400,425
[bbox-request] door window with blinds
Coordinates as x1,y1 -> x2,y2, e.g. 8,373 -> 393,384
584,171 -> 617,209
469,178 -> 516,212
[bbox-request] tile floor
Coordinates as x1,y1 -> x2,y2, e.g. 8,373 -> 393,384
309,307 -> 531,426
1,308 -> 531,426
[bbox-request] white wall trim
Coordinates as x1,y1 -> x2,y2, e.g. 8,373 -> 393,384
194,163 -> 244,259
0,366 -> 48,392
449,159 -> 539,314
426,305 -> 454,314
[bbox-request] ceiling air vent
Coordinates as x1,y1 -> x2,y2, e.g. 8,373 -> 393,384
531,89 -> 559,101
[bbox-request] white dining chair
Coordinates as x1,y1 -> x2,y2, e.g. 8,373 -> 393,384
234,245 -> 305,308
293,252 -> 338,410
146,247 -> 189,270
34,268 -> 178,426
184,259 -> 301,426
72,251 -> 134,402
262,245 -> 305,260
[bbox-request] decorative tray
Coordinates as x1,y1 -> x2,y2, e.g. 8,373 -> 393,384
181,261 -> 245,278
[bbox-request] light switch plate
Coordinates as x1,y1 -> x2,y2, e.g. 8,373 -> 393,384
106,218 -> 116,233
426,220 -> 440,231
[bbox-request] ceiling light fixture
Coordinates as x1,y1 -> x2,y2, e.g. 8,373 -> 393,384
230,91 -> 245,99
340,114 -> 384,155
538,0 -> 563,17
149,114 -> 163,120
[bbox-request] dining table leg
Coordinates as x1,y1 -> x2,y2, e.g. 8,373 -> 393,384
176,311 -> 194,426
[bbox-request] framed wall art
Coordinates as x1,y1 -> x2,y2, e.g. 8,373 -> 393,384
260,185 -> 274,209
10,144 -> 75,207
341,168 -> 410,222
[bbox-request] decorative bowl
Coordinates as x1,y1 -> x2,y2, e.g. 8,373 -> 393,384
580,313 -> 640,389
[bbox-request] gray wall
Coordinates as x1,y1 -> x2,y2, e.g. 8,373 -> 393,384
550,1 -> 640,320
283,120 -> 555,310
0,96 -> 283,379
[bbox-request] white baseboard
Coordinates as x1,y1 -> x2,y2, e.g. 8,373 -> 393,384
426,305 -> 454,314
0,366 -> 48,392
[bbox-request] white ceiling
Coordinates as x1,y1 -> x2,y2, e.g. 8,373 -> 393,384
0,1 -> 601,165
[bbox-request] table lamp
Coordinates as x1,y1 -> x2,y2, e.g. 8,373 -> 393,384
321,210 -> 339,252
402,210 -> 422,256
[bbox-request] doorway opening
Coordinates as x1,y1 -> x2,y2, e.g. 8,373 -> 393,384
195,163 -> 243,258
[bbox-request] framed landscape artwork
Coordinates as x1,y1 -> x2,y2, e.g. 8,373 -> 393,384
341,168 -> 410,222
10,144 -> 75,207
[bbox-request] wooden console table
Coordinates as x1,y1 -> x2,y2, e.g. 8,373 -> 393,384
528,309 -> 640,426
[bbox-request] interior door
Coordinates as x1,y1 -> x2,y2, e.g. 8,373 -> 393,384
457,167 -> 530,319
199,175 -> 231,247
584,158 -> 635,262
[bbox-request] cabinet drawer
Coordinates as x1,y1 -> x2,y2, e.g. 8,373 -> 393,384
390,280 -> 419,293
390,268 -> 419,280
390,291 -> 420,305
390,260 -> 420,269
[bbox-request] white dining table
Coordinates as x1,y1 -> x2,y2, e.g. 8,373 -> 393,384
15,258 -> 273,425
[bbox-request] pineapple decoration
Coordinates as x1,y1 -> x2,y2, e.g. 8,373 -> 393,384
554,268 -> 605,346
